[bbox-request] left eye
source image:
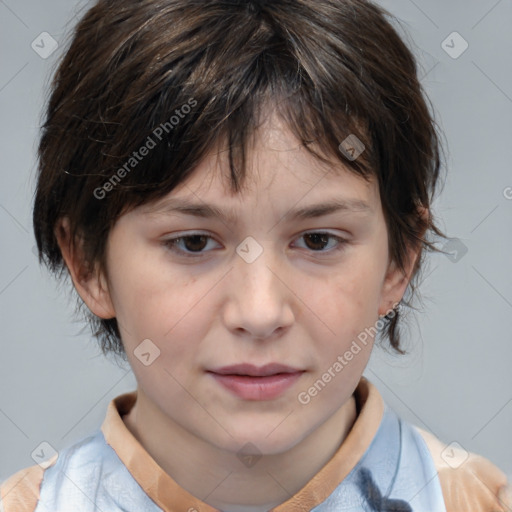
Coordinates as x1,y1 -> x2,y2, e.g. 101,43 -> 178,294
162,232 -> 348,257
294,232 -> 348,252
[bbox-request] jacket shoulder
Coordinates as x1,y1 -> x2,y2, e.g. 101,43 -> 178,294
415,426 -> 512,512
0,455 -> 58,512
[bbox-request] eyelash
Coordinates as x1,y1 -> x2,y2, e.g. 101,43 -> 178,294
162,231 -> 349,258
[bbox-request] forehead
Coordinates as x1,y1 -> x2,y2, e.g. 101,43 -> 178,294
141,112 -> 379,219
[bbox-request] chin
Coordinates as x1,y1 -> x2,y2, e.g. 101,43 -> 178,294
215,420 -> 306,456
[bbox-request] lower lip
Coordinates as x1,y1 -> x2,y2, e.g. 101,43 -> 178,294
209,372 -> 303,400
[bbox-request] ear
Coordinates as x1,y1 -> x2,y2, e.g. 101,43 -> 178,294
55,217 -> 116,319
378,207 -> 429,316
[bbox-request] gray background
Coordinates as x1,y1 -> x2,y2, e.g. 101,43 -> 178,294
1,0 -> 511,484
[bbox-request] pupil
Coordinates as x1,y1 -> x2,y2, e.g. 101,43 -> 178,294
186,235 -> 208,252
306,233 -> 328,251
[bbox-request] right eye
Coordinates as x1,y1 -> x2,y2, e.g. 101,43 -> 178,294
162,232 -> 221,258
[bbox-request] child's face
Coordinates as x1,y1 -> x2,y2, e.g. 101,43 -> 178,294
76,112 -> 411,454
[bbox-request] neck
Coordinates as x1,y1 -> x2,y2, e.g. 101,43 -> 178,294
123,392 -> 358,511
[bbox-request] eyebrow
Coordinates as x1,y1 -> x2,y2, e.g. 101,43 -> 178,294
144,197 -> 372,224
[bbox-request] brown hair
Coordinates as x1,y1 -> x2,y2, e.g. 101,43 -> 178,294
33,0 -> 450,361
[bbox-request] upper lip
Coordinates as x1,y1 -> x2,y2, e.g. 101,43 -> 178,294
209,363 -> 303,377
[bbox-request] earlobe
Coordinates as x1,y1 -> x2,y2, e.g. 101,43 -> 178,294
54,217 -> 116,320
378,207 -> 428,316
378,258 -> 410,317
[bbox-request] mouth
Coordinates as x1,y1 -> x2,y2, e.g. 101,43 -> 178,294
207,363 -> 305,400
210,363 -> 302,377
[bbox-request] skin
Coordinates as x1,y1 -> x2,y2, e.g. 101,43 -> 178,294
57,111 -> 424,511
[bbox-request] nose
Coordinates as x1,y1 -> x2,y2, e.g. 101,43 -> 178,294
222,240 -> 294,340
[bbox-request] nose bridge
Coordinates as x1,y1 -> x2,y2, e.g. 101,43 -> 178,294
235,234 -> 278,292
225,233 -> 293,337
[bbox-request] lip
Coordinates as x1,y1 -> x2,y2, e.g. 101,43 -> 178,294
211,363 -> 302,377
207,363 -> 305,401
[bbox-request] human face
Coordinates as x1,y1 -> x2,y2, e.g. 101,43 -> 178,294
95,113 -> 407,455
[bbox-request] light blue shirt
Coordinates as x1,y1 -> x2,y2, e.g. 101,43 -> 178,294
32,403 -> 446,512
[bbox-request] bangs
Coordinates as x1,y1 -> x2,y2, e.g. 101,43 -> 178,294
33,0 -> 446,357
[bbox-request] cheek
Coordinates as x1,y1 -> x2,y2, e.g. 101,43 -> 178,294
310,261 -> 383,328
110,276 -> 219,388
295,253 -> 386,368
106,244 -> 197,338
